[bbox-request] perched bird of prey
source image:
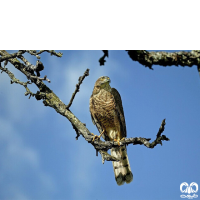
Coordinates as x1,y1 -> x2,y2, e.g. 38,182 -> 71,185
89,76 -> 133,185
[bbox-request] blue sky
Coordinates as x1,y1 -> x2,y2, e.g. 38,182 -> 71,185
0,50 -> 200,200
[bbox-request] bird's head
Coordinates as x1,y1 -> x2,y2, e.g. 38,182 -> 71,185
95,76 -> 111,88
92,76 -> 111,94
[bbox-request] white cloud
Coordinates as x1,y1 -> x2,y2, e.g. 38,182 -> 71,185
69,142 -> 99,199
0,61 -> 46,124
0,118 -> 56,199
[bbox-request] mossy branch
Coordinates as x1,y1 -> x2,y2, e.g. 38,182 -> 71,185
126,50 -> 200,71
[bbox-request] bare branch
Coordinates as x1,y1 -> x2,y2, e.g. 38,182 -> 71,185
44,50 -> 63,57
26,50 -> 63,59
99,150 -> 120,164
66,68 -> 90,109
26,50 -> 46,57
30,50 -> 42,54
157,119 -> 166,138
0,50 -> 169,164
99,50 -> 109,66
0,50 -> 26,62
0,63 -> 35,98
127,50 -> 200,70
72,123 -> 81,140
27,74 -> 51,83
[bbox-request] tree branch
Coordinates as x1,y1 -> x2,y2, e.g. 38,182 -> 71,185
0,50 -> 26,62
66,68 -> 90,109
0,50 -> 169,164
127,50 -> 200,70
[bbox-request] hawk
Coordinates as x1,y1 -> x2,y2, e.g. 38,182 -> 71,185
89,76 -> 133,185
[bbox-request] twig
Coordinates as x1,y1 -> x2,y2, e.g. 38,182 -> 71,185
44,50 -> 63,57
72,123 -> 81,140
28,74 -> 51,83
0,63 -> 35,98
26,50 -> 63,59
26,50 -> 46,56
157,119 -> 166,138
99,150 -> 120,164
66,68 -> 90,109
29,51 -> 41,59
99,50 -> 109,66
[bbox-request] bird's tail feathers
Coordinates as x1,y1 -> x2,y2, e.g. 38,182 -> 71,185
111,145 -> 133,186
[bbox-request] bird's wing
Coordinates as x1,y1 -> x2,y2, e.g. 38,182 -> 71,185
111,88 -> 127,137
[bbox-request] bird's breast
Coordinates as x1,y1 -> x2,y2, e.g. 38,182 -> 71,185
93,89 -> 116,126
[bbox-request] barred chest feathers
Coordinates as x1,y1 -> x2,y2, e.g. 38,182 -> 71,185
93,89 -> 115,118
93,89 -> 120,140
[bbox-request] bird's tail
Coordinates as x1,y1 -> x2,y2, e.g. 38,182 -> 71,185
111,146 -> 133,186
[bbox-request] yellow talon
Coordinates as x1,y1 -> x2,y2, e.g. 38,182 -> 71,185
114,138 -> 125,146
114,139 -> 120,146
92,130 -> 105,142
92,135 -> 100,142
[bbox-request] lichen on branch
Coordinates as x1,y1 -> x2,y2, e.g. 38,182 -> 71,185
126,50 -> 200,70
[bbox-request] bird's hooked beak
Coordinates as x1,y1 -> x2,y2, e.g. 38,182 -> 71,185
105,76 -> 111,83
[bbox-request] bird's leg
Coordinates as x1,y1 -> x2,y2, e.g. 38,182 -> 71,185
114,138 -> 120,146
114,137 -> 125,146
92,130 -> 105,142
